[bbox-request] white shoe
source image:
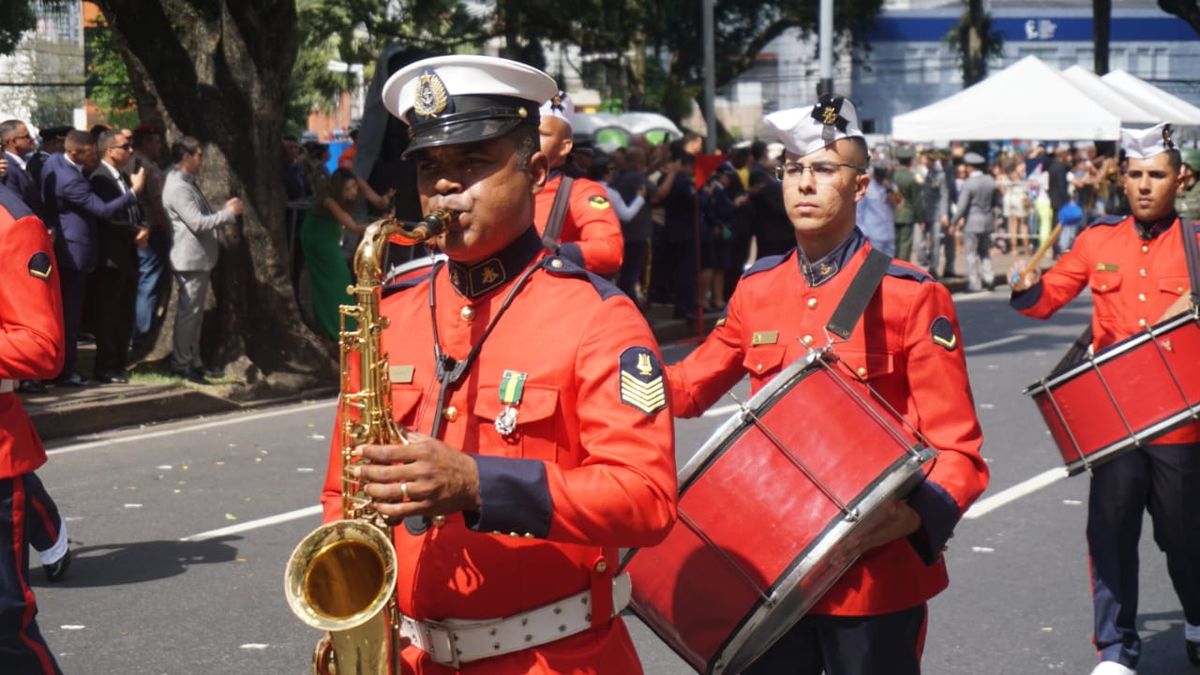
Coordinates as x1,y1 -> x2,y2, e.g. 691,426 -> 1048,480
1089,661 -> 1136,675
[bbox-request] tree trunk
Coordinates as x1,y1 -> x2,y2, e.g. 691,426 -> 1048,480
963,0 -> 987,86
1094,0 -> 1112,74
94,0 -> 335,397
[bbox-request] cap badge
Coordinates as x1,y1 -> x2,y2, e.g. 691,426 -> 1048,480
414,70 -> 449,118
812,95 -> 849,133
550,94 -> 564,112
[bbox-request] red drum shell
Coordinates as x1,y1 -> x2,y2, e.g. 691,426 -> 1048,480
1025,311 -> 1200,475
622,351 -> 934,675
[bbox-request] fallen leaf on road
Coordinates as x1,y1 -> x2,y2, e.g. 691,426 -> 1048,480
225,513 -> 238,521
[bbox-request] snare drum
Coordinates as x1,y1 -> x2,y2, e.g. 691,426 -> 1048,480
1025,309 -> 1200,475
621,350 -> 935,675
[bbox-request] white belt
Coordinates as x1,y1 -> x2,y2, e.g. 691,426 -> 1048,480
0,380 -> 14,394
400,573 -> 632,668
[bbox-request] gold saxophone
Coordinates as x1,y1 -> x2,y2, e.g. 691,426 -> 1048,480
284,210 -> 457,675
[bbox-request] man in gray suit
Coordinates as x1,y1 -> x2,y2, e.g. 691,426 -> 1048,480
162,137 -> 242,384
954,152 -> 1000,292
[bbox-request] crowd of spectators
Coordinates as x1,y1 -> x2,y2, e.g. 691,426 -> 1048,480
0,120 -> 240,389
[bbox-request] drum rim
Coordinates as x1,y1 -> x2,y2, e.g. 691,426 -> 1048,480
709,448 -> 935,675
624,448 -> 935,675
1023,309 -> 1199,395
1060,407 -> 1200,476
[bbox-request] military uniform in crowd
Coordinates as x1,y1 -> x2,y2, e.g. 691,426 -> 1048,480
1176,148 -> 1200,221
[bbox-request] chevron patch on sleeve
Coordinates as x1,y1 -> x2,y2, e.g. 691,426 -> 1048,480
618,346 -> 666,415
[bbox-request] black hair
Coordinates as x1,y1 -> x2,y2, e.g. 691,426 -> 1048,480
171,136 -> 202,163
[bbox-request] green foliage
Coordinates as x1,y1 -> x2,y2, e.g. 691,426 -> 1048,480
85,20 -> 139,127
0,1 -> 36,55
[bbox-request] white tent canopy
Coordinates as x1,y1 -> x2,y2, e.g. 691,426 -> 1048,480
1060,66 -> 1159,125
1100,70 -> 1200,126
892,56 -> 1122,142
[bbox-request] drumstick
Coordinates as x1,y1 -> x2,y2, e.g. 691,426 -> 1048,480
1156,293 -> 1196,324
1021,224 -> 1062,277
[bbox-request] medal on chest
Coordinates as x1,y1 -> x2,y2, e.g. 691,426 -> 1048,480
495,370 -> 527,437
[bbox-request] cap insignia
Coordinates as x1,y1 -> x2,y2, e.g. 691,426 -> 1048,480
812,95 -> 849,133
550,94 -> 564,112
414,70 -> 449,118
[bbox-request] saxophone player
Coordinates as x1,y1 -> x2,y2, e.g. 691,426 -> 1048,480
318,56 -> 677,673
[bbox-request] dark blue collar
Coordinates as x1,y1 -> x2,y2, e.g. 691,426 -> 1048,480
446,227 -> 543,299
797,228 -> 866,286
1135,212 -> 1177,241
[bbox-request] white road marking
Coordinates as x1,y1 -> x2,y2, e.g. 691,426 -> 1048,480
46,399 -> 337,456
181,505 -> 322,542
702,403 -> 741,418
964,334 -> 1028,353
962,467 -> 1068,520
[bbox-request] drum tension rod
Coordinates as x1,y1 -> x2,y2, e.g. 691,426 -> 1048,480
725,391 -> 860,521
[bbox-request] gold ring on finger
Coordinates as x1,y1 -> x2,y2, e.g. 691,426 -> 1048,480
400,481 -> 410,502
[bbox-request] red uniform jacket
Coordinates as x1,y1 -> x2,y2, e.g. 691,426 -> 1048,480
1011,214 -> 1200,444
320,228 -> 676,673
0,188 -> 64,479
533,172 -> 623,276
666,229 -> 988,616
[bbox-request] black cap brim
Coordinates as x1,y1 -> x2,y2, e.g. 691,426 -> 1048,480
403,116 -> 529,157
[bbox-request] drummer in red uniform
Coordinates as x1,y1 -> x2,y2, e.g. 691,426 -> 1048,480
321,55 -> 677,673
1010,123 -> 1200,675
0,181 -> 65,674
665,95 -> 989,675
533,91 -> 624,276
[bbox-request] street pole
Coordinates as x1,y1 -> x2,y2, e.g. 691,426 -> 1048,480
702,0 -> 717,153
818,0 -> 833,96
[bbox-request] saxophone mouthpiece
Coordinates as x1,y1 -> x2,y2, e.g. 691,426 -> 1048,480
390,209 -> 458,245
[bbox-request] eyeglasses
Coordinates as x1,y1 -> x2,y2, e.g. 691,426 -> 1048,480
114,143 -> 131,150
776,161 -> 865,181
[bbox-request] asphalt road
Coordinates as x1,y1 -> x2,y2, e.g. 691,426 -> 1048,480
29,289 -> 1194,674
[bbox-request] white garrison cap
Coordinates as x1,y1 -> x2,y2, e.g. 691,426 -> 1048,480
1121,122 -> 1175,160
381,55 -> 557,154
539,91 -> 574,129
764,95 -> 865,158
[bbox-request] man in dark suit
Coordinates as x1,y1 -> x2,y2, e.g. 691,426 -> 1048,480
40,130 -> 145,386
25,127 -> 69,198
0,119 -> 42,217
88,130 -> 146,384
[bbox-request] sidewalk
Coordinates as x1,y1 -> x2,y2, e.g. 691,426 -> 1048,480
22,247 -> 1020,442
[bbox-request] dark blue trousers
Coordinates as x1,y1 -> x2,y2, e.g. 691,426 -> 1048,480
133,229 -> 169,343
55,263 -> 85,382
745,604 -> 927,675
0,475 -> 63,675
1088,442 -> 1200,668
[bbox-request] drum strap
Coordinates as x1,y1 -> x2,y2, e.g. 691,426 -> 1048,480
1180,217 -> 1200,307
826,249 -> 892,340
541,176 -> 575,251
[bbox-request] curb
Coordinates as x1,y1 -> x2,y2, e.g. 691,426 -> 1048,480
27,385 -> 341,443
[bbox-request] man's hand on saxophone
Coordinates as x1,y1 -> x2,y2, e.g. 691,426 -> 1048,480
352,432 -> 482,524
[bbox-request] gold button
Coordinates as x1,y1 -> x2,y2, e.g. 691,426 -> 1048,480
1139,318 -> 1147,327
443,406 -> 459,421
1138,293 -> 1147,302
806,298 -> 818,309
1142,245 -> 1150,253
460,306 -> 475,322
756,363 -> 764,372
1139,269 -> 1147,277
1100,284 -> 1108,291
1179,287 -> 1185,293
524,532 -> 534,538
509,531 -> 519,538
801,335 -> 814,346
550,259 -> 564,269
856,367 -> 868,378
594,560 -> 608,574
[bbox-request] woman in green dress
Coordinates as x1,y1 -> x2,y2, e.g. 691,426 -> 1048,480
300,167 -> 364,339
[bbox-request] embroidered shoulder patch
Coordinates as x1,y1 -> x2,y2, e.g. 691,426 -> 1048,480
28,252 -> 52,281
588,195 -> 611,210
619,346 -> 666,415
930,316 -> 958,351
